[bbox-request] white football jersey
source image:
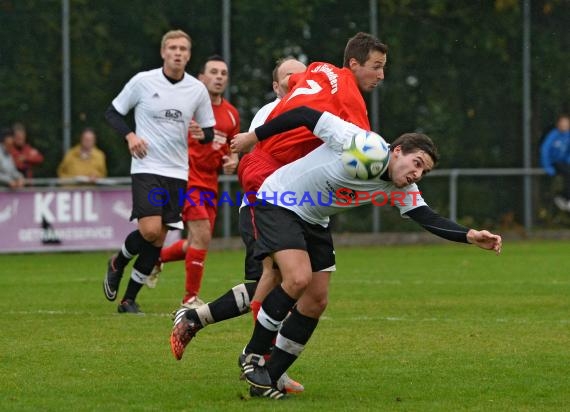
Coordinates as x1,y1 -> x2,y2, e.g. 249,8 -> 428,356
112,68 -> 215,180
258,111 -> 427,227
248,98 -> 280,131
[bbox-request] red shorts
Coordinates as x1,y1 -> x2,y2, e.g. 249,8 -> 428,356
182,187 -> 218,229
238,148 -> 283,196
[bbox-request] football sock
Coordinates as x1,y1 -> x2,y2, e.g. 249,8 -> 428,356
183,282 -> 257,327
133,241 -> 162,276
123,278 -> 144,301
245,285 -> 297,355
160,239 -> 186,263
184,247 -> 207,300
115,230 -> 145,270
266,307 -> 319,383
250,300 -> 262,321
208,282 -> 257,321
122,241 -> 161,301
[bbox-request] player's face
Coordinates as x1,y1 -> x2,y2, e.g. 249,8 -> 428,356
161,37 -> 191,79
273,60 -> 307,98
350,51 -> 386,92
387,147 -> 434,188
200,61 -> 229,97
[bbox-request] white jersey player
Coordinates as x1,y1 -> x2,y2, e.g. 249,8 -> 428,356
102,30 -> 215,314
227,105 -> 502,398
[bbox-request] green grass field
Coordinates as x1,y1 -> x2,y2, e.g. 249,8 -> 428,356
1,240 -> 569,411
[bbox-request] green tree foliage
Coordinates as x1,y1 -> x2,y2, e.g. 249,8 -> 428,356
0,0 -> 568,184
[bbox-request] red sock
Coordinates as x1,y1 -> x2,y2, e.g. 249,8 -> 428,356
184,247 -> 207,300
160,239 -> 186,263
265,336 -> 278,361
250,300 -> 262,322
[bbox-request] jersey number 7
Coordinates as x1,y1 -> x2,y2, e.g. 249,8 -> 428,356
287,80 -> 323,102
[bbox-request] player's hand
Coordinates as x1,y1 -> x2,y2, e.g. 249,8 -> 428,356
126,132 -> 149,159
9,178 -> 25,189
467,229 -> 502,255
222,154 -> 238,175
230,131 -> 258,153
189,120 -> 204,140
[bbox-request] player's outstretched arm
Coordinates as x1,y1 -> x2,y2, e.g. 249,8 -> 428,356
231,106 -> 323,154
406,206 -> 502,256
466,229 -> 502,255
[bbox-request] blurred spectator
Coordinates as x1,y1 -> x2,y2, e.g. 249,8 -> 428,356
10,122 -> 44,178
0,128 -> 25,188
57,127 -> 107,183
540,113 -> 570,211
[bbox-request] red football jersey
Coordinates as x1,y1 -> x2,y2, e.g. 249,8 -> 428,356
238,62 -> 370,193
188,99 -> 240,192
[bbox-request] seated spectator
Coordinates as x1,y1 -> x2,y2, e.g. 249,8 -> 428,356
57,127 -> 107,183
540,113 -> 570,211
10,122 -> 44,178
0,128 -> 25,189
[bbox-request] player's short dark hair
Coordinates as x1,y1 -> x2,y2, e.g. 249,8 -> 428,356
199,54 -> 227,74
390,133 -> 439,166
343,32 -> 388,67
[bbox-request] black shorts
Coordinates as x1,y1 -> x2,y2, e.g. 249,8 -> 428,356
253,202 -> 335,272
239,205 -> 263,281
131,173 -> 186,228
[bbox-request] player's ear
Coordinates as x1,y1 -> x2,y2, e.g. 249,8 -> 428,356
272,81 -> 279,95
348,58 -> 360,70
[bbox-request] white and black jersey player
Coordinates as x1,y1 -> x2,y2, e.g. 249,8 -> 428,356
222,106 -> 503,397
102,30 -> 216,314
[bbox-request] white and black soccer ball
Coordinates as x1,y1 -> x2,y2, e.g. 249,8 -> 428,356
341,130 -> 390,180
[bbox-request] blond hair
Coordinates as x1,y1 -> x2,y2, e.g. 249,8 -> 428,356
161,30 -> 192,50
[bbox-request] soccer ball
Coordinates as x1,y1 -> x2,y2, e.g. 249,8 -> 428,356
341,130 -> 390,179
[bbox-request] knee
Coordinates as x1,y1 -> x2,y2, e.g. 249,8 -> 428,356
312,294 -> 328,315
192,231 -> 211,249
283,271 -> 312,296
139,227 -> 163,245
307,295 -> 328,318
297,294 -> 328,319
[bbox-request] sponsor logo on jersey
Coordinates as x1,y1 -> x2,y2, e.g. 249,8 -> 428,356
164,109 -> 182,119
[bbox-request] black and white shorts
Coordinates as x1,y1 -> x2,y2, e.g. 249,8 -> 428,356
239,205 -> 263,281
253,202 -> 336,272
130,173 -> 186,229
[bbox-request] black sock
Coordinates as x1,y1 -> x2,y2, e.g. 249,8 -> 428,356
267,307 -> 319,383
209,282 -> 257,321
121,240 -> 161,302
133,241 -> 161,275
115,230 -> 145,270
123,278 -> 144,302
245,285 -> 297,355
185,308 -> 202,325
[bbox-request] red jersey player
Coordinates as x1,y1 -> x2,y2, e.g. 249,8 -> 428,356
238,32 -> 387,202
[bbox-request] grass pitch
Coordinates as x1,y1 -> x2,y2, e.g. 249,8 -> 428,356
1,240 -> 568,411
